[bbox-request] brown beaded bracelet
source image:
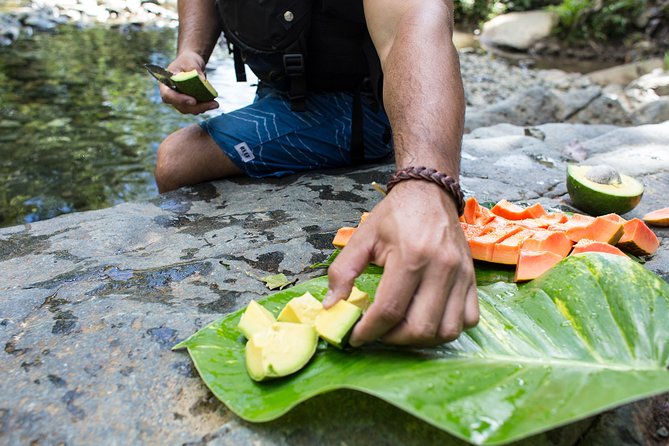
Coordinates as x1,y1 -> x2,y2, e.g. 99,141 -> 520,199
386,166 -> 466,216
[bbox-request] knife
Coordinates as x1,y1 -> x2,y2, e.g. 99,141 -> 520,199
144,63 -> 177,90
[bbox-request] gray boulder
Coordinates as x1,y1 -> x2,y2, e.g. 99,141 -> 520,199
480,11 -> 559,51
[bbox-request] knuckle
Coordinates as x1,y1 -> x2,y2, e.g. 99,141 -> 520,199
327,263 -> 348,283
464,307 -> 480,329
407,321 -> 439,341
376,302 -> 405,325
439,322 -> 463,342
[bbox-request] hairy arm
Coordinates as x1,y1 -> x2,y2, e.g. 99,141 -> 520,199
366,0 -> 464,176
325,0 -> 478,346
160,0 -> 222,114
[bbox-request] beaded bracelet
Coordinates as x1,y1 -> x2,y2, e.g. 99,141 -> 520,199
386,166 -> 466,216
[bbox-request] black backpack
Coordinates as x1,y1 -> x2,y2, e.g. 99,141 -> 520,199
217,0 -> 385,163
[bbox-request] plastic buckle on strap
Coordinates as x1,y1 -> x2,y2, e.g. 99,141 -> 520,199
283,53 -> 306,111
283,54 -> 304,77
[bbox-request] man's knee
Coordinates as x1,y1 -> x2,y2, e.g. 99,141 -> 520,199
155,129 -> 188,193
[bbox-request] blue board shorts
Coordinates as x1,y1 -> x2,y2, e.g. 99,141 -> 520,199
199,84 -> 393,178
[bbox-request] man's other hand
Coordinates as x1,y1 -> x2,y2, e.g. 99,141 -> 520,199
160,50 -> 219,115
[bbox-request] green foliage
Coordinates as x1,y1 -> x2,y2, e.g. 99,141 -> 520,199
453,0 -> 651,44
176,254 -> 669,445
550,0 -> 647,42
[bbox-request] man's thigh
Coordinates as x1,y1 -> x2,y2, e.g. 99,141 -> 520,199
200,87 -> 392,178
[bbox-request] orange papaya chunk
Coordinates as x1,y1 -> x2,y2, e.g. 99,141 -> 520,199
642,207 -> 669,227
358,212 -> 370,225
463,197 -> 495,226
491,200 -> 547,220
514,218 -> 548,230
514,250 -> 563,282
468,223 -> 523,262
521,230 -> 573,258
491,229 -> 536,265
332,227 -> 356,249
461,222 -> 488,240
547,213 -> 594,232
616,218 -> 660,256
570,239 -> 627,257
600,213 -> 627,224
523,203 -> 548,219
491,199 -> 526,220
565,215 -> 624,244
534,212 -> 568,226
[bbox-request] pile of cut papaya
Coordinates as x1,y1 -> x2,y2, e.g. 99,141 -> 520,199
333,200 -> 667,283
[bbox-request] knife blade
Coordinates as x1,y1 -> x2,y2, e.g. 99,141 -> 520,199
144,63 -> 177,90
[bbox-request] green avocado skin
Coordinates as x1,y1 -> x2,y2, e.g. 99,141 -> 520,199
171,76 -> 217,102
567,175 -> 642,216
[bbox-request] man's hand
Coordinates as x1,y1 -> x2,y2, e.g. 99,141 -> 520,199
325,181 -> 479,347
160,50 -> 219,115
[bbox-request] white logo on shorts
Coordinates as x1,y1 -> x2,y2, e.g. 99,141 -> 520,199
234,142 -> 255,163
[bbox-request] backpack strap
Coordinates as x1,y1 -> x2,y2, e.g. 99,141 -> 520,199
350,90 -> 365,165
283,40 -> 307,112
231,44 -> 247,82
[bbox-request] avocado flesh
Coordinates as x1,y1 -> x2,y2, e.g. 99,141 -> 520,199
567,164 -> 644,216
245,322 -> 318,381
277,292 -> 323,324
315,300 -> 362,349
346,286 -> 371,312
237,300 -> 276,340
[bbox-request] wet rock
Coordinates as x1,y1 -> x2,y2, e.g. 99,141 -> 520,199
481,11 -> 559,51
587,58 -> 664,86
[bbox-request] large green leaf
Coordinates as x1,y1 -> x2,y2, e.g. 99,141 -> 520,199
174,254 -> 669,445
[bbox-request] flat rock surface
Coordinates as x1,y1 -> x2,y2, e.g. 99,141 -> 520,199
1,122 -> 668,445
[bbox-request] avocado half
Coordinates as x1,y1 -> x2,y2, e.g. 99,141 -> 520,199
566,164 -> 644,216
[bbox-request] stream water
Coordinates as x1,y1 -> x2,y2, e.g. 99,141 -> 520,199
0,24 -> 256,228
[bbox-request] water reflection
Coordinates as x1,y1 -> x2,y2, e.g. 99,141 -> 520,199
0,24 -> 255,228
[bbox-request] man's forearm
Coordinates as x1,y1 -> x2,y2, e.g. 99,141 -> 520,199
176,0 -> 223,63
365,0 -> 465,179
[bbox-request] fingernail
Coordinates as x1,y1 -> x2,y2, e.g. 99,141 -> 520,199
349,338 -> 362,348
187,99 -> 196,106
322,290 -> 335,307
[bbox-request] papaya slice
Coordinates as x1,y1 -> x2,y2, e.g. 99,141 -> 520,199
600,213 -> 627,224
521,230 -> 573,258
616,218 -> 660,256
534,212 -> 568,226
642,207 -> 669,227
463,197 -> 495,226
547,213 -> 594,232
570,239 -> 627,257
358,212 -> 370,225
461,222 -> 488,240
468,223 -> 523,262
565,215 -> 624,244
513,218 -> 548,230
332,227 -> 356,249
514,250 -> 563,282
491,229 -> 536,265
522,203 -> 548,219
491,200 -> 547,220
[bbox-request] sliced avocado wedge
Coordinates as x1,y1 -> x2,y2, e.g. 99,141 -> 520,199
567,164 -> 644,216
315,300 -> 362,349
277,292 -> 323,324
346,286 -> 371,312
237,300 -> 275,340
245,322 -> 318,381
